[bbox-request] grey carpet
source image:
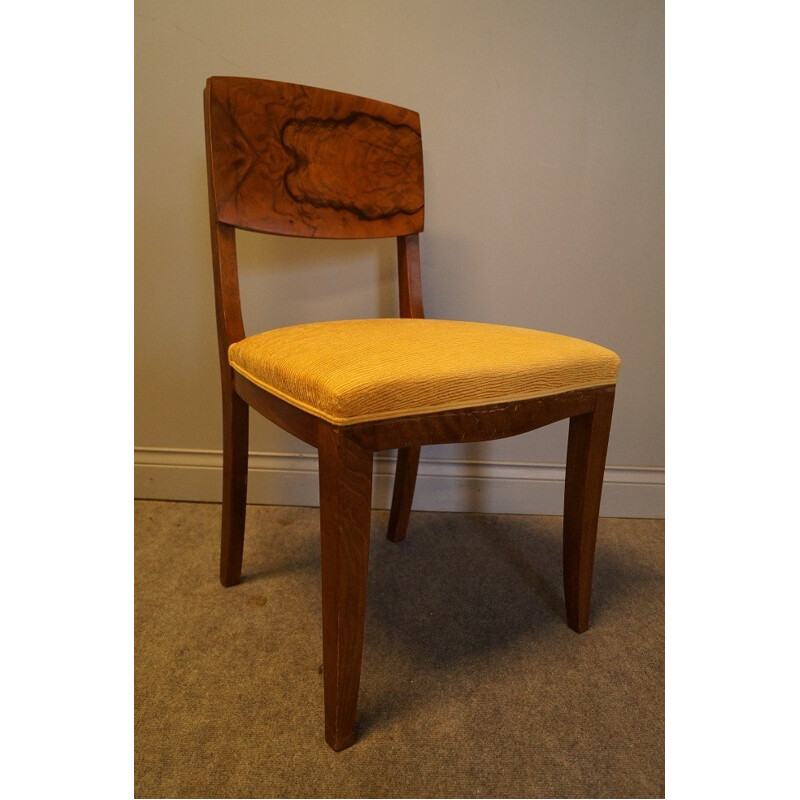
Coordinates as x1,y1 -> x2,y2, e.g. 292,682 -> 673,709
135,500 -> 664,798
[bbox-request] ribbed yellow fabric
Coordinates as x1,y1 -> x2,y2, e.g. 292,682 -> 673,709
229,319 -> 620,425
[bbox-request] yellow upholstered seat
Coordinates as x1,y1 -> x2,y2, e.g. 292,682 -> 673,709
229,318 -> 620,425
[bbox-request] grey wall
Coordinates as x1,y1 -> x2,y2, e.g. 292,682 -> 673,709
135,0 -> 664,515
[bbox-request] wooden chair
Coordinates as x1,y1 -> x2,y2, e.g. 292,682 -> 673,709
204,76 -> 620,751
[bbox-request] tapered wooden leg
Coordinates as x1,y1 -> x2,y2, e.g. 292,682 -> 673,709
220,386 -> 249,587
563,388 -> 615,633
386,446 -> 420,542
318,426 -> 374,751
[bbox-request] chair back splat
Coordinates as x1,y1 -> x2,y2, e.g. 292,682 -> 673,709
204,76 -> 620,751
206,76 -> 424,238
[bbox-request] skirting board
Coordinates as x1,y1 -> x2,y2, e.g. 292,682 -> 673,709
134,448 -> 664,519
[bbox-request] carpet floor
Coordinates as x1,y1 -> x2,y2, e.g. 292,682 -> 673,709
135,500 -> 664,798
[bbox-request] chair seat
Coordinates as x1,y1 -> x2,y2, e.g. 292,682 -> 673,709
229,318 -> 620,425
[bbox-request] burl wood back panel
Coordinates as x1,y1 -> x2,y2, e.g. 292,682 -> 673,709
205,77 -> 425,239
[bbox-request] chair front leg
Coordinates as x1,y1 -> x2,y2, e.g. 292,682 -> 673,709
318,426 -> 374,751
386,445 -> 420,542
220,384 -> 249,587
562,387 -> 615,633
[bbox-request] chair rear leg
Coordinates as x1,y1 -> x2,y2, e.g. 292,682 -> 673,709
220,387 -> 249,587
562,388 -> 615,633
386,446 -> 420,542
318,426 -> 373,751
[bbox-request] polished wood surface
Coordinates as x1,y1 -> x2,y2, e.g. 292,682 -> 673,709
206,77 -> 424,239
563,389 -> 615,632
204,76 -> 618,750
386,445 -> 421,543
397,233 -> 425,319
318,427 -> 374,750
219,386 -> 249,587
345,387 -> 605,453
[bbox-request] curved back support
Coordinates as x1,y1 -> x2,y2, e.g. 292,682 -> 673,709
204,76 -> 425,238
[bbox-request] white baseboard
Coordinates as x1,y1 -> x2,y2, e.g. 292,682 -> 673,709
134,448 -> 664,519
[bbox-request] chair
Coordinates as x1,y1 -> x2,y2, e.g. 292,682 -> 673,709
203,76 -> 620,751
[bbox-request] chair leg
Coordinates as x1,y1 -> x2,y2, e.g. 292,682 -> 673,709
318,427 -> 374,751
220,387 -> 249,587
562,389 -> 615,633
386,446 -> 420,542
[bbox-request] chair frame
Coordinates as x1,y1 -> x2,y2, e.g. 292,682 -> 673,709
204,77 -> 615,751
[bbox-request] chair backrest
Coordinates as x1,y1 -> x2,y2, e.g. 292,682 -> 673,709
204,76 -> 425,239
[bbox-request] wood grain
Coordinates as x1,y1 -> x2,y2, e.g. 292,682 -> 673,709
318,426 -> 374,750
386,445 -> 421,543
206,77 -> 424,238
397,233 -> 425,319
563,388 -> 616,632
219,385 -> 249,587
282,114 -> 423,220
